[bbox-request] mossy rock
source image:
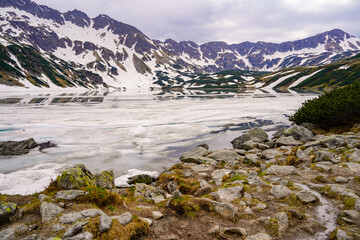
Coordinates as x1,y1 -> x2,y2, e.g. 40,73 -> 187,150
95,170 -> 115,189
57,164 -> 97,190
0,201 -> 17,222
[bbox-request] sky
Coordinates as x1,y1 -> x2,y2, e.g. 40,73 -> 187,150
33,0 -> 360,44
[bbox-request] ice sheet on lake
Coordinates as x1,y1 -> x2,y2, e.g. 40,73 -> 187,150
0,90 -> 317,195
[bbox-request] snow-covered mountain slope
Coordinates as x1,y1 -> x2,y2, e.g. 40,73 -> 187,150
0,0 -> 360,90
254,53 -> 360,90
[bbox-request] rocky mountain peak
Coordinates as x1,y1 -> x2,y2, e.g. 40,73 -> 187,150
63,9 -> 90,28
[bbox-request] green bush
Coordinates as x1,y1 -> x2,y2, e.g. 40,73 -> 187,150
290,82 -> 360,128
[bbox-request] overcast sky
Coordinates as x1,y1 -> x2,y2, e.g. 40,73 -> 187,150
33,0 -> 360,44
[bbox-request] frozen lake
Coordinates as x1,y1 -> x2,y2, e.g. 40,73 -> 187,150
0,88 -> 317,195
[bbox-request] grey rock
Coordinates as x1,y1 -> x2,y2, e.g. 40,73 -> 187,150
95,170 -> 115,189
22,234 -> 38,240
245,153 -> 260,165
208,225 -> 221,235
265,165 -> 298,176
304,137 -> 345,149
208,149 -> 240,162
355,200 -> 360,211
244,206 -> 254,215
167,181 -> 178,194
262,149 -> 283,160
0,138 -> 38,156
180,147 -> 208,164
245,233 -> 272,240
243,140 -> 259,150
273,127 -> 287,139
270,185 -> 292,199
283,125 -> 314,142
139,217 -> 152,226
112,212 -> 132,226
315,150 -> 335,162
0,228 -> 15,240
194,180 -> 213,196
348,149 -> 360,162
342,210 -> 359,221
55,190 -> 89,200
59,209 -> 104,224
127,174 -> 156,185
190,164 -> 213,173
223,227 -> 247,236
201,199 -> 235,221
99,214 -> 112,233
296,148 -> 311,162
38,194 -> 53,202
254,203 -> 267,210
325,185 -> 359,200
232,127 -> 268,149
152,211 -> 163,219
274,212 -> 289,236
216,186 -> 243,203
211,169 -> 231,180
63,231 -> 93,240
337,229 -> 352,240
40,202 -> 64,222
53,223 -> 66,232
0,201 -> 17,222
57,164 -> 97,190
334,176 -> 348,183
134,183 -> 166,203
276,136 -> 302,147
247,172 -> 268,186
315,162 -> 333,172
296,191 -> 318,203
344,163 -> 360,175
63,221 -> 89,238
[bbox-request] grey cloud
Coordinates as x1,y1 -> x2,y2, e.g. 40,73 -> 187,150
33,0 -> 360,44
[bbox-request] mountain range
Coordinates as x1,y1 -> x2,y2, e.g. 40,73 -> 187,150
0,0 -> 360,90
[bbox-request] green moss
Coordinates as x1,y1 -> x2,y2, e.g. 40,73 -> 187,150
230,175 -> 247,182
168,196 -> 201,218
265,218 -> 280,237
342,197 -> 356,210
313,175 -> 328,183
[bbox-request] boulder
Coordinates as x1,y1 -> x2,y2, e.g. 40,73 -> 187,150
265,165 -> 298,176
0,138 -> 38,156
315,162 -> 333,172
283,125 -> 314,142
127,174 -> 156,185
180,147 -> 208,164
276,136 -> 302,147
223,227 -> 247,237
63,231 -> 93,240
194,180 -> 213,197
134,183 -> 166,203
95,170 -> 115,188
247,172 -> 268,186
315,150 -> 335,162
344,163 -> 360,175
245,233 -> 272,240
207,149 -> 240,162
139,217 -> 152,226
0,202 -> 17,222
216,186 -> 243,203
296,191 -> 318,203
270,185 -> 292,199
99,214 -> 112,233
245,153 -> 260,165
336,229 -> 352,240
152,211 -> 163,219
0,228 -> 15,240
201,199 -> 235,221
231,127 -> 268,149
304,137 -> 345,149
348,149 -> 360,162
55,190 -> 89,200
112,212 -> 132,226
211,169 -> 232,181
59,209 -> 104,224
40,202 -> 64,222
273,127 -> 287,139
57,164 -> 97,190
262,149 -> 283,160
63,221 -> 89,238
274,212 -> 289,236
38,194 -> 53,202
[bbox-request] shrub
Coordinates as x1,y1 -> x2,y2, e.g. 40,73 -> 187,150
289,82 -> 360,128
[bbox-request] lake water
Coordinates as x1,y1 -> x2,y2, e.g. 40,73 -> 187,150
0,88 -> 317,195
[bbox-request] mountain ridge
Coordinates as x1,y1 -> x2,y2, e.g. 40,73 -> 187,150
0,0 -> 359,90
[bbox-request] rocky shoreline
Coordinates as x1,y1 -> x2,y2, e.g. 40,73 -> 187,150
1,124 -> 360,240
